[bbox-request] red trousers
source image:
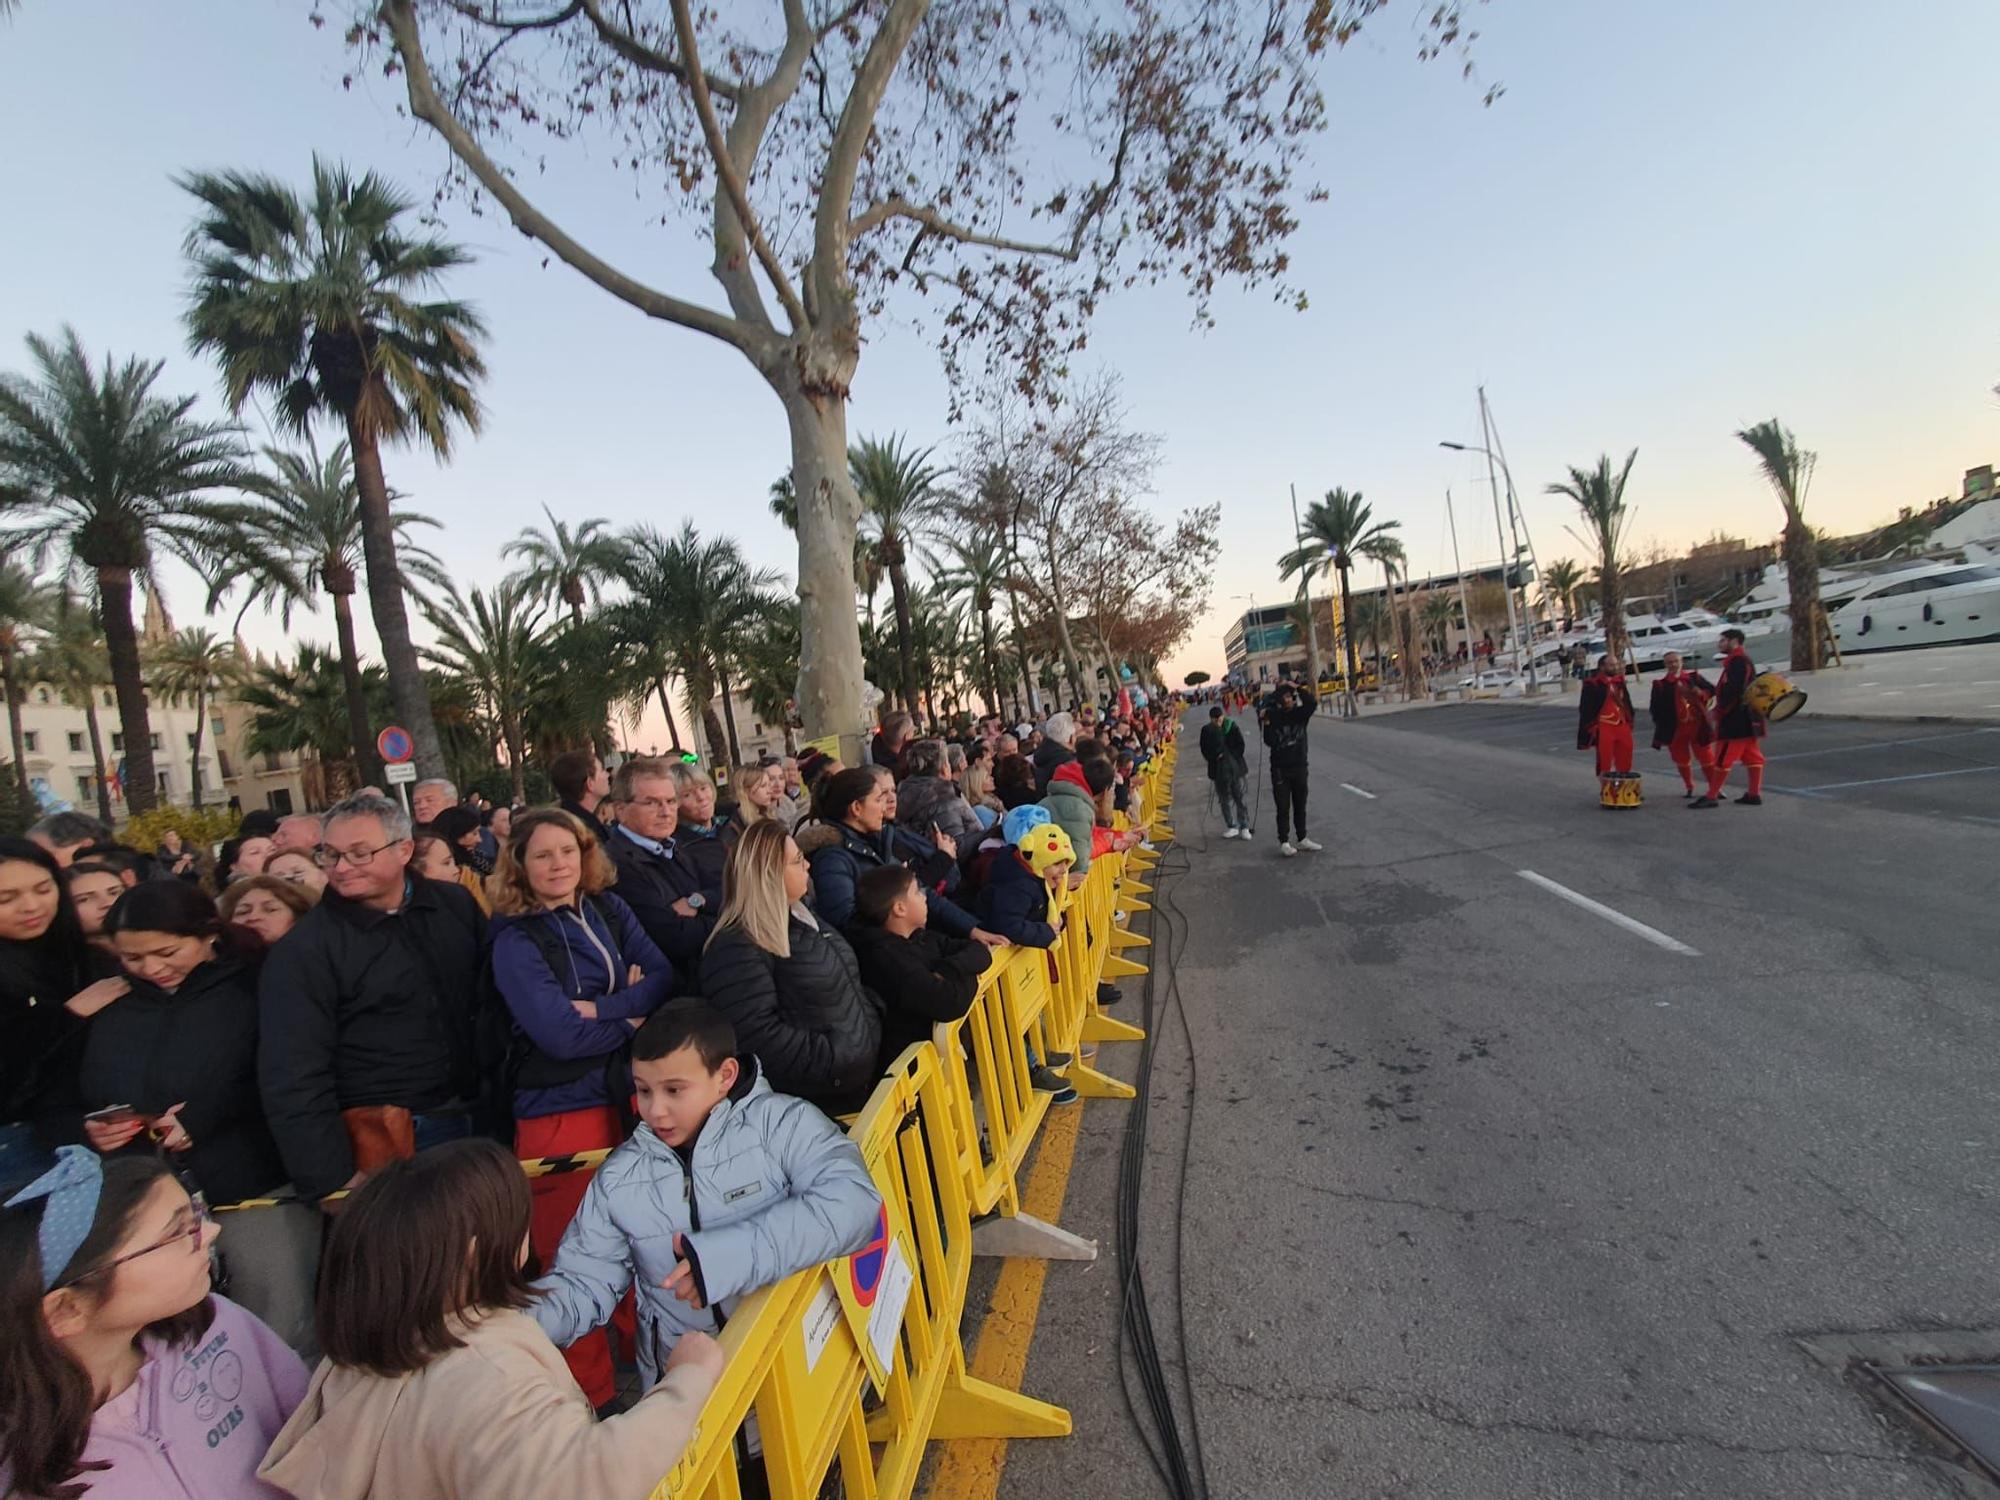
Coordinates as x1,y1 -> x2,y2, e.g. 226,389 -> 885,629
517,1106 -> 633,1407
1666,728 -> 1716,791
1594,722 -> 1634,776
1706,737 -> 1766,797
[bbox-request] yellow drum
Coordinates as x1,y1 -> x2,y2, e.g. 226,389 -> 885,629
1598,771 -> 1643,809
1745,670 -> 1807,722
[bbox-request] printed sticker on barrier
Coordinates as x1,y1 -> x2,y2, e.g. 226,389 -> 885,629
801,1277 -> 841,1375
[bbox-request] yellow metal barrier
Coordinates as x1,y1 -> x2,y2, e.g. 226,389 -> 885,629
647,1042 -> 1069,1500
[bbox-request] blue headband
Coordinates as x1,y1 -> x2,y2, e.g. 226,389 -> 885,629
5,1146 -> 105,1292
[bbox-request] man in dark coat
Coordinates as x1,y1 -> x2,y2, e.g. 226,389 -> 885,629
1259,680 -> 1320,856
1577,656 -> 1636,778
1693,628 -> 1766,808
1648,649 -> 1716,799
1198,705 -> 1252,838
258,792 -> 489,1202
1031,711 -> 1079,792
600,758 -> 719,984
550,747 -> 614,842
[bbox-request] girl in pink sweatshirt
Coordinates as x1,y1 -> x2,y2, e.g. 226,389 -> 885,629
1,1148 -> 306,1498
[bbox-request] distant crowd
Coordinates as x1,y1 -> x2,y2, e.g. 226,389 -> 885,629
0,699 -> 1171,1499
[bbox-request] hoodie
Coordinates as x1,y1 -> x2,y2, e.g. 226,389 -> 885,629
61,1295 -> 307,1500
256,1307 -> 715,1500
1038,762 -> 1096,876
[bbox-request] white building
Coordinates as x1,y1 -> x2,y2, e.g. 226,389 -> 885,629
16,679 -> 226,814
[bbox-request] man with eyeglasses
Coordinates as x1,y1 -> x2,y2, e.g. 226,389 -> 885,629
600,757 -> 721,987
256,791 -> 491,1204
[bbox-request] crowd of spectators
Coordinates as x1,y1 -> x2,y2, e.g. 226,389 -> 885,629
0,698 -> 1169,1498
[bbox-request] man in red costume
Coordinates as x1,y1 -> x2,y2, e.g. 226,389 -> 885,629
1693,627 -> 1764,808
1648,649 -> 1715,798
1577,655 -> 1635,777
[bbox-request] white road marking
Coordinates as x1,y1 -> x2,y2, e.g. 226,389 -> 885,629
1340,783 -> 1377,799
1516,871 -> 1702,957
1769,727 -> 2000,762
1791,765 -> 2000,793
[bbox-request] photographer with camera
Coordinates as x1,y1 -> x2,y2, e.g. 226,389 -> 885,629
1259,677 -> 1321,857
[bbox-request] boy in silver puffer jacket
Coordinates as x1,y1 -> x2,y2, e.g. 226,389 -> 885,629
529,1003 -> 882,1386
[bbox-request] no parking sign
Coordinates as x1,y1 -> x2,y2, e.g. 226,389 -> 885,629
830,1206 -> 912,1388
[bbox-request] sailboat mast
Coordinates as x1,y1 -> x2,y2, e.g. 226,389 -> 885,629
1478,387 -> 1526,671
1446,488 -> 1474,665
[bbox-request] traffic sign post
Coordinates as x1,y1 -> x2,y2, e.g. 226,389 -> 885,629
384,762 -> 418,785
377,727 -> 417,816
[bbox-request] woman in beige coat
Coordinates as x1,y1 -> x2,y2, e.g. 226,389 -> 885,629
257,1139 -> 723,1500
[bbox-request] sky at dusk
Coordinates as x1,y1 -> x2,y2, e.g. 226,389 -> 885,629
3,0 -> 1994,721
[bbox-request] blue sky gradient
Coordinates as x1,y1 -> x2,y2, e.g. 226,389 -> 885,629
2,0 -> 1993,701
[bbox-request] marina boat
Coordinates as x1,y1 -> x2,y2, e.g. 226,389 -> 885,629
1505,602 -> 1732,675
1731,543 -> 2000,660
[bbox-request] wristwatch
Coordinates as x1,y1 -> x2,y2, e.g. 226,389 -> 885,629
686,892 -> 707,912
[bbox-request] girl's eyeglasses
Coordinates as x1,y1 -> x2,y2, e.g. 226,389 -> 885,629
52,1194 -> 211,1290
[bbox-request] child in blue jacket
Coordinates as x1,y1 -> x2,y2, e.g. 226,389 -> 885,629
530,1004 -> 881,1385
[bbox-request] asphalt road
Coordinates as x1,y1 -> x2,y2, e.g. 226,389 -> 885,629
991,705 -> 2000,1500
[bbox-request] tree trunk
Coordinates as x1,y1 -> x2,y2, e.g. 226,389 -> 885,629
1006,591 -> 1037,721
1597,546 -> 1630,665
83,697 -> 111,822
656,679 -> 685,752
189,682 -> 208,809
1,647 -> 27,796
716,662 -> 743,764
1338,565 -> 1360,688
330,588 -> 384,788
1783,518 -> 1823,672
97,566 -> 158,815
505,719 -> 527,805
887,560 -> 920,717
701,704 -> 730,766
1299,586 -> 1323,690
345,412 -> 445,778
781,388 -> 866,765
978,605 -> 1001,717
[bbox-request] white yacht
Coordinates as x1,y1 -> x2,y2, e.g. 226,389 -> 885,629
1507,601 -> 1731,675
1731,543 -> 2000,659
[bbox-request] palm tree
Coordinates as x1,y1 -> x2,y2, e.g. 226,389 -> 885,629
0,328 -> 266,814
0,563 -> 49,796
936,530 -> 1010,716
241,643 -> 389,802
1420,593 -> 1459,658
182,158 -> 487,781
236,437 -> 448,787
612,524 -> 781,766
422,579 -> 547,805
1736,420 -> 1823,672
1346,597 -> 1388,682
1279,488 -> 1400,692
502,506 -> 630,629
768,474 -> 798,533
146,627 -> 243,809
851,434 -> 948,716
1547,451 -> 1638,666
735,599 -> 803,754
30,590 -> 115,821
1541,557 -> 1585,624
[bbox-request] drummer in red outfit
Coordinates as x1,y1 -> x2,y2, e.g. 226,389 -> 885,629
1693,627 -> 1764,808
1648,649 -> 1716,798
1577,655 -> 1636,777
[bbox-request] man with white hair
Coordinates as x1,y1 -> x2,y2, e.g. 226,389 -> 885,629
272,813 -> 324,857
410,777 -> 457,826
1032,711 -> 1078,793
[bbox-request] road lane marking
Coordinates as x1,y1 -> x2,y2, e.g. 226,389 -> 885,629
1785,765 -> 2000,793
1516,871 -> 1702,956
1341,783 -> 1378,799
1768,727 -> 2000,762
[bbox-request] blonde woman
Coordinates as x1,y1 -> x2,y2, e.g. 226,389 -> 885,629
698,821 -> 882,1113
669,761 -> 735,890
732,762 -> 786,829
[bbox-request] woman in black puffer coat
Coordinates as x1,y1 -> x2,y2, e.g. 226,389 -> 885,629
700,821 -> 883,1114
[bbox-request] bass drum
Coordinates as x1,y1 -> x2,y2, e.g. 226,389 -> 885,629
1598,771 -> 1643,810
1745,670 -> 1807,723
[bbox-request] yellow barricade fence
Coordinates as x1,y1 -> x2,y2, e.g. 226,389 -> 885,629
649,1041 -> 1070,1500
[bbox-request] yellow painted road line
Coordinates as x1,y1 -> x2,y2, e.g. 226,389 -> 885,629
925,1099 -> 1089,1499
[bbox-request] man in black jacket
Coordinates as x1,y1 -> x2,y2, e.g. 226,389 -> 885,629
550,747 -> 613,842
258,792 -> 490,1202
601,757 -> 719,982
1198,705 -> 1252,839
1259,680 -> 1322,857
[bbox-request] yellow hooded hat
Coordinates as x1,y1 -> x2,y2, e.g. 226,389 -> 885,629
1018,822 -> 1076,879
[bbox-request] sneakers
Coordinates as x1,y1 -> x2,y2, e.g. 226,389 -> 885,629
1735,794 -> 1763,806
1097,983 -> 1122,1007
1279,841 -> 1298,857
1029,1064 -> 1071,1093
1044,1049 -> 1074,1068
1222,827 -> 1241,840
1295,836 -> 1323,852
1239,827 -> 1253,841
1688,796 -> 1718,809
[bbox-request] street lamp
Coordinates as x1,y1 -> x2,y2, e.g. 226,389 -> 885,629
1440,438 -> 1536,689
